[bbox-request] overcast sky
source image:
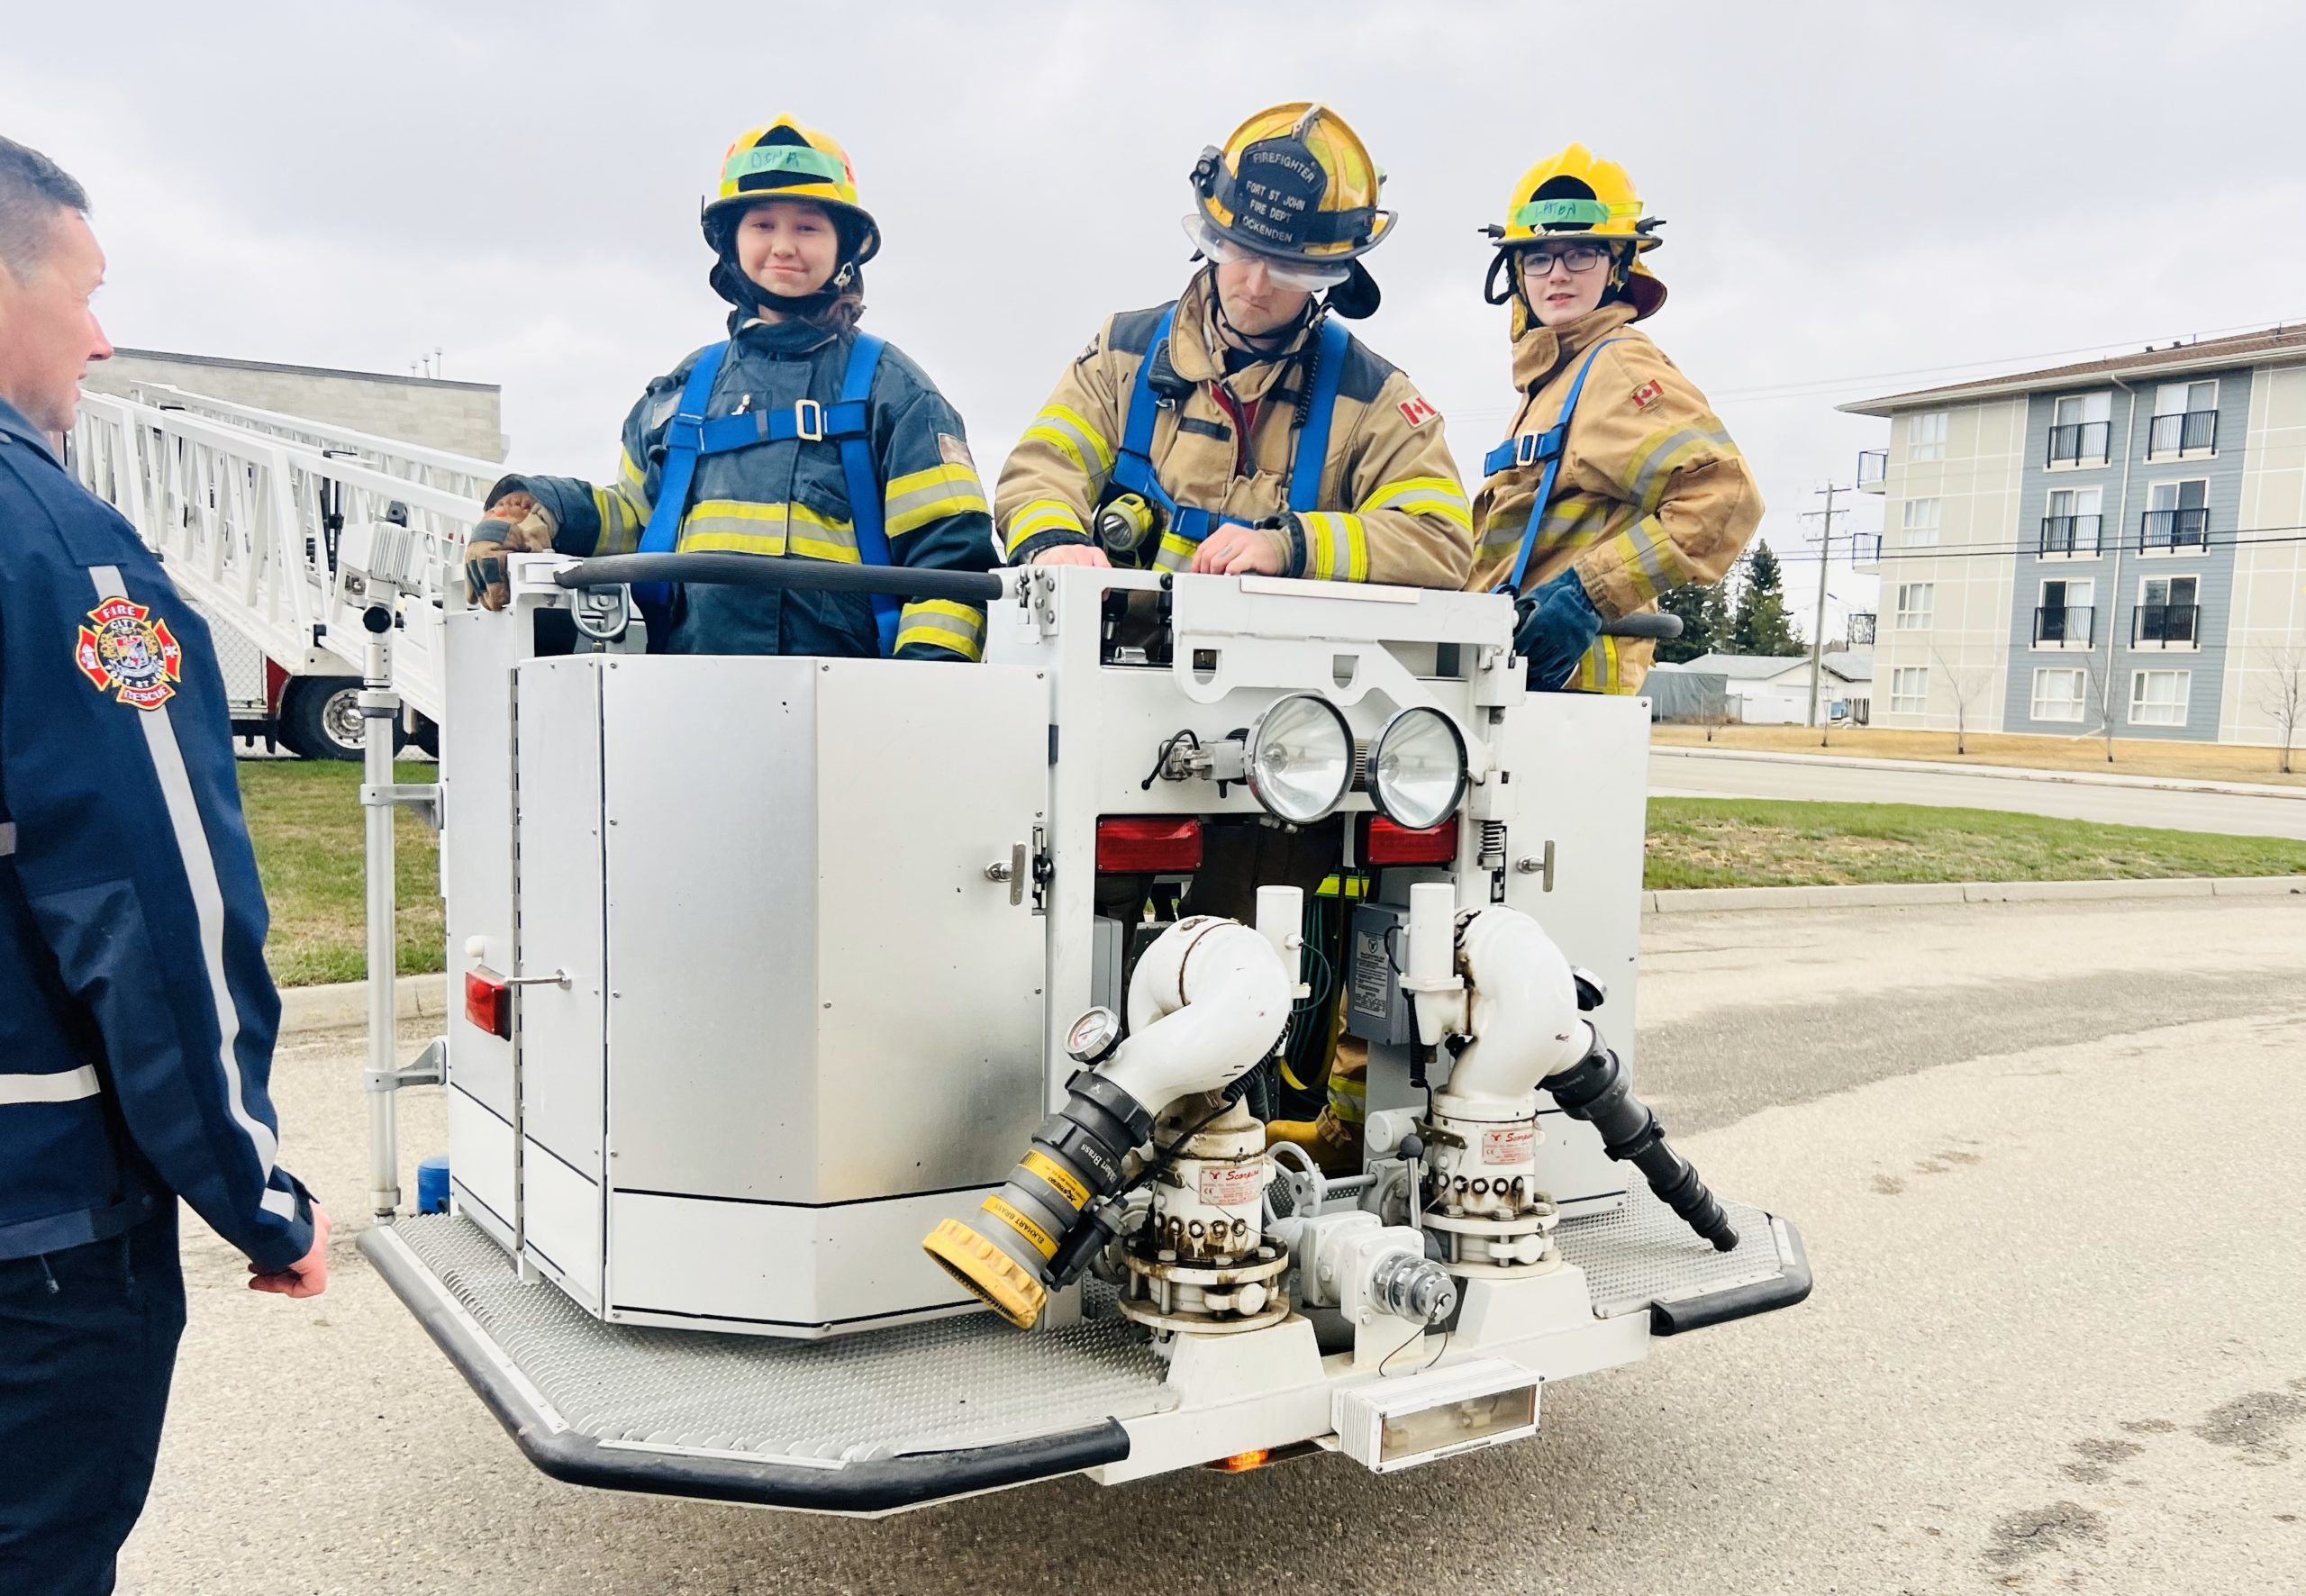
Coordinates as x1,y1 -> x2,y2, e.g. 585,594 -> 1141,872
9,0 -> 2302,638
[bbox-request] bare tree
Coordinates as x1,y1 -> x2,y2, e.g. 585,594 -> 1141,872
1929,645 -> 1997,757
2081,650 -> 2124,765
2262,643 -> 2306,775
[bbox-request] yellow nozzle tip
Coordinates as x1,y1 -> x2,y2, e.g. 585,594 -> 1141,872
923,1218 -> 1046,1330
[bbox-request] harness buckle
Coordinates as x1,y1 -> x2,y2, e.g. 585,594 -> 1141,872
794,398 -> 825,442
1514,432 -> 1542,467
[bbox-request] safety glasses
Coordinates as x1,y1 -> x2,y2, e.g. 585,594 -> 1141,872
1182,215 -> 1352,292
1517,241 -> 1615,276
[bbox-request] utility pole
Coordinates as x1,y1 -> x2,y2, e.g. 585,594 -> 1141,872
1800,482 -> 1848,728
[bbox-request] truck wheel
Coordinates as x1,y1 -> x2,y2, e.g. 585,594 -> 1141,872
410,714 -> 440,759
278,677 -> 379,762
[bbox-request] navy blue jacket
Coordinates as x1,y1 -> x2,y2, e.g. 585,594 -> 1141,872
0,395 -> 313,1269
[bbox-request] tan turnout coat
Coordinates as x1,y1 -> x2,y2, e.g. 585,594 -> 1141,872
1470,302 -> 1763,693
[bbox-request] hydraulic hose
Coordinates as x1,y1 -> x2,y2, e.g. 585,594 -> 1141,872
1539,1029 -> 1738,1252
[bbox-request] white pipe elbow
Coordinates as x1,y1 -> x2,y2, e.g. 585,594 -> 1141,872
1440,907 -> 1589,1115
1103,918 -> 1293,1111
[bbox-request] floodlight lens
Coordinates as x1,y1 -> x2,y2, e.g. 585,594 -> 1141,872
1246,694 -> 1353,824
1372,708 -> 1468,830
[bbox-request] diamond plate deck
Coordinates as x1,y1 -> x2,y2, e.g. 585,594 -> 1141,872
1553,1186 -> 1788,1317
388,1213 -> 1176,1462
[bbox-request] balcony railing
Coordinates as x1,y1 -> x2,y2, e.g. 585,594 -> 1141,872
1857,449 -> 1887,492
2140,507 -> 2210,552
2147,409 -> 2217,457
2038,513 -> 2102,557
2047,420 -> 2111,467
2033,604 -> 2095,647
2132,603 -> 2202,648
1853,532 -> 1884,566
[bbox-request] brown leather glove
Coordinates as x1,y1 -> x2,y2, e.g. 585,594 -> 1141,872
466,491 -> 557,612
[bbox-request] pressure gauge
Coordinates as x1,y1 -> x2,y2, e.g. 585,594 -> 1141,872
1066,1007 -> 1123,1067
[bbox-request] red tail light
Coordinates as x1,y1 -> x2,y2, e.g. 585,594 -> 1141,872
1365,816 -> 1458,866
464,969 -> 511,1038
1096,817 -> 1203,873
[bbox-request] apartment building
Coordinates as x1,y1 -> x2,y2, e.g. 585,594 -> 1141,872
1842,325 -> 2306,747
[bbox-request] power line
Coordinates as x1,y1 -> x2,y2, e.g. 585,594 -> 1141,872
1758,526 -> 2306,565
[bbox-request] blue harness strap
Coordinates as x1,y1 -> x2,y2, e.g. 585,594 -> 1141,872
631,332 -> 897,655
1484,337 -> 1622,595
1108,306 -> 1349,555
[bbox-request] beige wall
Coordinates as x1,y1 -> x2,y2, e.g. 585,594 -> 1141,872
2224,364 -> 2306,748
86,349 -> 505,461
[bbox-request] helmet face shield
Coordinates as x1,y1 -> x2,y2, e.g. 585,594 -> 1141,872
1182,215 -> 1350,292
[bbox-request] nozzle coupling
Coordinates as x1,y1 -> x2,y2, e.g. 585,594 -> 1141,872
1540,1030 -> 1738,1252
923,1071 -> 1152,1329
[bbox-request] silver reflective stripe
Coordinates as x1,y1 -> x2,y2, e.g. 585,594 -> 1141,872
0,821 -> 14,857
0,1065 -> 101,1106
89,567 -> 280,1177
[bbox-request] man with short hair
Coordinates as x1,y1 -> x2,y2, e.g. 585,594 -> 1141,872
0,135 -> 328,1596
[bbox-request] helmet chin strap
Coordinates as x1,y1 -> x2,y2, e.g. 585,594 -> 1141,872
1212,277 -> 1315,357
712,253 -> 858,317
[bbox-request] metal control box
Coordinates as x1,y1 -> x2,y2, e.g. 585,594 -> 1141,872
1344,902 -> 1414,1046
474,653 -> 1051,1337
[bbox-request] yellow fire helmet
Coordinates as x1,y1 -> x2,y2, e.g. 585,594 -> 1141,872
701,117 -> 881,265
1483,143 -> 1666,322
1191,102 -> 1394,263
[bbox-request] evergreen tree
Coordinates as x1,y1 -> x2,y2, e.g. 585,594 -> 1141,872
1729,542 -> 1805,657
1657,582 -> 1730,664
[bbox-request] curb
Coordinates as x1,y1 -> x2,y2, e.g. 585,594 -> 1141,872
1650,745 -> 2306,802
279,972 -> 449,1036
1642,875 -> 2306,914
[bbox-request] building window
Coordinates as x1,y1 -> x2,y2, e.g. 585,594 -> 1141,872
1891,667 -> 1929,715
2148,380 -> 2218,457
2031,667 -> 2087,722
1906,412 -> 1947,463
1894,583 -> 1935,630
2040,485 -> 2102,557
2141,479 -> 2210,552
2033,577 -> 2093,648
1902,497 -> 1941,548
2134,574 -> 2201,648
2129,669 -> 2191,727
2048,392 -> 2112,467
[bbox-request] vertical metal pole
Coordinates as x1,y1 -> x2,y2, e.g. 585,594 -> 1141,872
360,611 -> 402,1222
1806,483 -> 1839,729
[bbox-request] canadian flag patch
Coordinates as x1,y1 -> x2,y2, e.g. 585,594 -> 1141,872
1398,395 -> 1439,429
1630,379 -> 1665,411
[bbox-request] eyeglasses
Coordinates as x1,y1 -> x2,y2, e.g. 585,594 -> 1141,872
1181,215 -> 1352,292
1518,242 -> 1613,276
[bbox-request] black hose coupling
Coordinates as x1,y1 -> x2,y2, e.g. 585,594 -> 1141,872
1540,1028 -> 1739,1252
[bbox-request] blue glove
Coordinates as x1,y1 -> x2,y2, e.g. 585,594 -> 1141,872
1512,568 -> 1604,691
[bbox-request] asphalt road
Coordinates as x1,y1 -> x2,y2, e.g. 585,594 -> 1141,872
121,894 -> 2306,1595
1650,747 -> 2306,840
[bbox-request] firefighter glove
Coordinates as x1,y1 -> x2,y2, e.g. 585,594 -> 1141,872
1513,567 -> 1602,691
467,491 -> 554,612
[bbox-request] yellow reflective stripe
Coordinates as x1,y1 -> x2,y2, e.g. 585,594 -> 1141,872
1022,404 -> 1115,477
1300,512 -> 1368,582
894,598 -> 986,660
1360,476 -> 1473,530
1567,634 -> 1628,694
1328,1069 -> 1367,1123
1482,494 -> 1614,563
1004,497 -> 1085,556
676,501 -> 863,563
617,448 -> 649,495
590,486 -> 644,555
1598,516 -> 1687,607
885,464 -> 990,540
1623,425 -> 1736,512
1153,530 -> 1199,571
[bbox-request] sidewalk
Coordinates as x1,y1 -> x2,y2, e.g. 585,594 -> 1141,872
1652,744 -> 2306,802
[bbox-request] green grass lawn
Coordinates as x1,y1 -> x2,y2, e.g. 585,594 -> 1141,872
238,766 -> 2306,987
238,760 -> 443,987
1645,798 -> 2306,890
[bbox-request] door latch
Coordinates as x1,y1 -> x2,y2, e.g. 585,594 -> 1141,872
985,841 -> 1028,906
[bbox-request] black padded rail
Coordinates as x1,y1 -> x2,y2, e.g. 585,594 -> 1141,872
555,552 -> 1008,605
1648,1217 -> 1813,1337
359,1227 -> 1129,1515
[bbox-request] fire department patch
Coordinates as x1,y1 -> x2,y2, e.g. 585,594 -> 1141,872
1630,379 -> 1665,411
74,596 -> 183,712
1398,395 -> 1439,429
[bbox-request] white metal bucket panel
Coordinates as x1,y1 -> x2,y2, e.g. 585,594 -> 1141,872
440,608 -> 519,1127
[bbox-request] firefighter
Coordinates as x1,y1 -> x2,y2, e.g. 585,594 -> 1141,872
467,117 -> 995,661
995,101 -> 1473,588
0,137 -> 326,1596
1471,144 -> 1763,694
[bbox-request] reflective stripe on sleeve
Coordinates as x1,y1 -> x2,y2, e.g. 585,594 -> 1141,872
894,598 -> 987,660
1595,516 -> 1689,607
0,1065 -> 101,1106
1021,405 -> 1115,478
89,566 -> 280,1180
1359,476 -> 1473,531
1623,425 -> 1736,512
1003,498 -> 1086,557
1299,511 -> 1369,582
884,464 -> 990,540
